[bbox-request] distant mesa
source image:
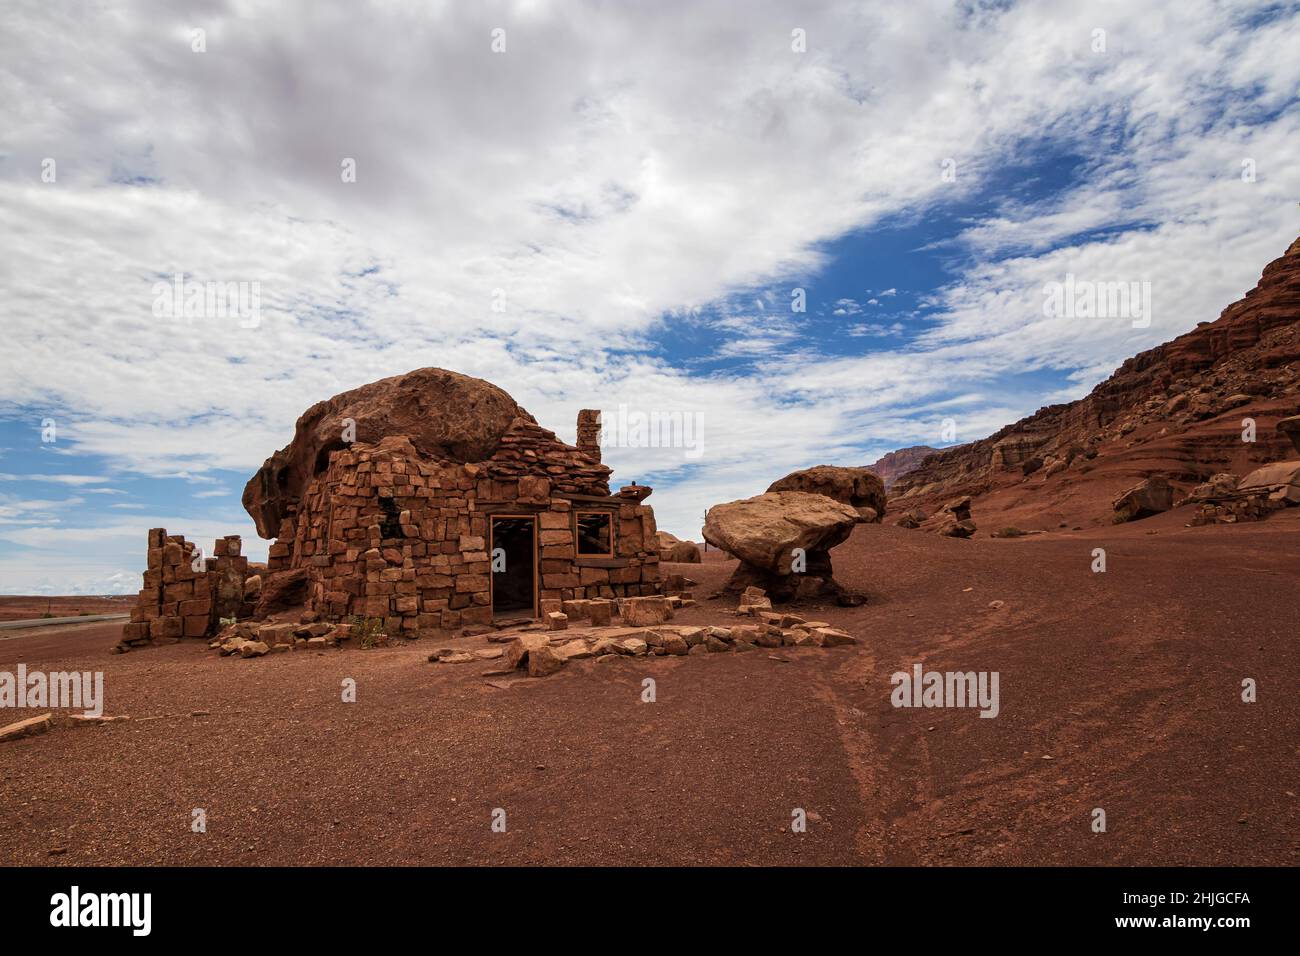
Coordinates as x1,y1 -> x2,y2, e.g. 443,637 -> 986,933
865,446 -> 937,489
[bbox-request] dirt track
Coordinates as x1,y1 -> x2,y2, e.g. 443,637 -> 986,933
1,513 -> 1297,866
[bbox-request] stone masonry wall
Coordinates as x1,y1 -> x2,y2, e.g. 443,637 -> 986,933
270,434 -> 659,635
118,530 -> 252,649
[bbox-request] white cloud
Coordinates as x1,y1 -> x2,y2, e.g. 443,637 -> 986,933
0,0 -> 1296,560
0,473 -> 114,486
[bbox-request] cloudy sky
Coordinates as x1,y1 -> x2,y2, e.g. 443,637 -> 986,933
1,0 -> 1298,594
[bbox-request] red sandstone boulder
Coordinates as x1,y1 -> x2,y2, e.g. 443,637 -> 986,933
919,496 -> 976,537
656,531 -> 702,563
1236,460 -> 1300,503
242,368 -> 532,538
703,491 -> 861,602
1185,473 -> 1240,503
704,492 -> 859,573
1112,476 -> 1175,522
766,465 -> 886,522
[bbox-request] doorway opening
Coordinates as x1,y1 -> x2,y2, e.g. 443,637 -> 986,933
490,516 -> 537,617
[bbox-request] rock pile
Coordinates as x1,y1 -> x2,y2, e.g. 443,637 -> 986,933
479,613 -> 858,678
918,496 -> 976,537
210,618 -> 354,656
1186,461 -> 1300,525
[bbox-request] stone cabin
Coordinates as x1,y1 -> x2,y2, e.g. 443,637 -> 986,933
242,369 -> 662,634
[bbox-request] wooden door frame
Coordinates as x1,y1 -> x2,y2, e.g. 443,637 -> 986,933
488,514 -> 539,620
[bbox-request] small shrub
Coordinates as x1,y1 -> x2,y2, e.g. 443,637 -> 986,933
350,615 -> 385,649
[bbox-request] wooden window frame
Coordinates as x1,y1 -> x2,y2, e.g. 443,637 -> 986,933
574,510 -> 616,558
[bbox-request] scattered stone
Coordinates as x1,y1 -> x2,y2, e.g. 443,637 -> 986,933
660,634 -> 689,655
920,496 -> 976,537
813,628 -> 856,647
527,645 -> 566,677
556,639 -> 594,661
894,508 -> 926,529
545,611 -> 569,631
505,633 -> 549,669
0,713 -> 53,743
587,599 -> 613,626
619,595 -> 672,626
239,641 -> 270,658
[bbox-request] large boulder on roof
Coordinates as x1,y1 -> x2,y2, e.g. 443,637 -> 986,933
766,465 -> 886,522
242,368 -> 530,538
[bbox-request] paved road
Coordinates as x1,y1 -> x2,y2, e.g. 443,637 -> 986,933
0,613 -> 128,632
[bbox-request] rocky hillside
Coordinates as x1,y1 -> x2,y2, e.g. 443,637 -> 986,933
866,445 -> 936,489
891,234 -> 1300,528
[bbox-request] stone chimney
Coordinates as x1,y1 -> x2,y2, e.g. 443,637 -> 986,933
576,409 -> 601,464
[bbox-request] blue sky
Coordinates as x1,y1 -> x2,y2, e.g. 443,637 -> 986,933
1,0 -> 1298,593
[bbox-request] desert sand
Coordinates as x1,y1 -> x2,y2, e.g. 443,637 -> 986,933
2,512 -> 1295,866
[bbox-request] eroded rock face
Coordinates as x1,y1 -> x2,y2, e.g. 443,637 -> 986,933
865,446 -> 937,489
242,368 -> 529,538
767,466 -> 886,522
891,234 -> 1300,518
703,491 -> 860,602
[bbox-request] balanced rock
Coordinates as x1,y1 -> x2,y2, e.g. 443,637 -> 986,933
703,491 -> 859,602
767,465 -> 886,522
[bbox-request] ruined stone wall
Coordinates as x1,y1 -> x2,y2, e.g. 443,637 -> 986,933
118,530 -> 251,649
271,434 -> 659,634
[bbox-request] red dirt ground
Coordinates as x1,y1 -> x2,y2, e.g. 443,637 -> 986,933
1,512 -> 1296,866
